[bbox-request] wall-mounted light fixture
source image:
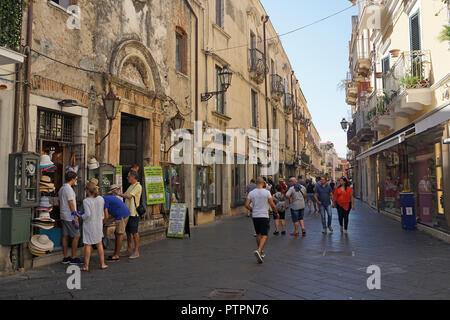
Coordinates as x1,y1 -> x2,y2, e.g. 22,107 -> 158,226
201,67 -> 233,102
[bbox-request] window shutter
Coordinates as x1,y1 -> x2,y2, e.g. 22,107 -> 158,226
381,57 -> 390,89
410,12 -> 421,52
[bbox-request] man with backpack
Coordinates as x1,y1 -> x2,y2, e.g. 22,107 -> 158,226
285,176 -> 307,237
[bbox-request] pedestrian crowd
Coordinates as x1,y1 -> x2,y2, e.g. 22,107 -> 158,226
245,175 -> 354,264
58,165 -> 143,272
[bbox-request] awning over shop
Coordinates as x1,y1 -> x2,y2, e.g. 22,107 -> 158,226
356,133 -> 407,161
414,102 -> 450,135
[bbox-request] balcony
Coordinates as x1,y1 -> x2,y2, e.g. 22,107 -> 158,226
293,105 -> 302,120
358,0 -> 387,31
355,101 -> 375,142
367,90 -> 395,132
284,93 -> 294,114
0,0 -> 26,65
249,48 -> 268,84
270,74 -> 284,101
384,50 -> 433,118
347,120 -> 358,151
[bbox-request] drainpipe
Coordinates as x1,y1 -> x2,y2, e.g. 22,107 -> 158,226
13,63 -> 21,152
23,0 -> 33,152
262,15 -> 269,140
184,0 -> 198,123
290,72 -> 295,160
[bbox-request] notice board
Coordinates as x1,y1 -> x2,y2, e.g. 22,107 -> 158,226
144,166 -> 165,205
167,203 -> 190,238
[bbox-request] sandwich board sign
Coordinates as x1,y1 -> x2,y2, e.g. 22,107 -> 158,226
167,203 -> 190,238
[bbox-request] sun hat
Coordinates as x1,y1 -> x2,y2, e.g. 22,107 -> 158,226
30,234 -> 54,252
40,176 -> 52,184
32,222 -> 54,230
28,246 -> 46,256
35,210 -> 55,222
28,241 -> 53,253
37,196 -> 52,208
108,184 -> 121,193
39,155 -> 54,168
88,157 -> 100,170
86,177 -> 99,186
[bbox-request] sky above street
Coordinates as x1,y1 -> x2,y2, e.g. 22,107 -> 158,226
260,0 -> 358,158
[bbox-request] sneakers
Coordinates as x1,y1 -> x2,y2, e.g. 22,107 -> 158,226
61,257 -> 71,264
302,229 -> 306,237
254,250 -> 263,264
322,228 -> 327,234
129,253 -> 140,259
273,231 -> 280,236
69,257 -> 82,265
281,231 -> 286,235
261,252 -> 266,259
328,226 -> 334,232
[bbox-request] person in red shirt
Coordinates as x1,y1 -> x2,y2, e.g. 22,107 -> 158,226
333,176 -> 354,235
279,178 -> 288,195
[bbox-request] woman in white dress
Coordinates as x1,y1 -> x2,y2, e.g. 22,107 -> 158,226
81,182 -> 108,271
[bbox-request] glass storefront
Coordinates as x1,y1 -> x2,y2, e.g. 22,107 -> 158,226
378,122 -> 448,231
163,164 -> 184,212
196,165 -> 216,209
231,154 -> 246,207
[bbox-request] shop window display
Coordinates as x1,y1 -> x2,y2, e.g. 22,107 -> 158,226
163,165 -> 184,212
231,155 -> 246,207
196,166 -> 216,209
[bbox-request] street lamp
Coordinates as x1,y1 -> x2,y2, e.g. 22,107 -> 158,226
103,88 -> 121,120
201,67 -> 233,101
340,118 -> 349,132
170,111 -> 185,131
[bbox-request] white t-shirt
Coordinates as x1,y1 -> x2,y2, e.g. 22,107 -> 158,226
58,183 -> 77,222
286,185 -> 306,210
248,188 -> 272,218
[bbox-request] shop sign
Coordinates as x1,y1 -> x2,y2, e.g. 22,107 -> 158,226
144,166 -> 165,205
167,203 -> 188,238
115,166 -> 123,192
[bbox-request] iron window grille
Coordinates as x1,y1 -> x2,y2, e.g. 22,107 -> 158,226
38,109 -> 74,144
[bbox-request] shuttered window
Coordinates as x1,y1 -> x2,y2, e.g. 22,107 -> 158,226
381,56 -> 390,89
251,90 -> 258,127
410,12 -> 421,52
216,0 -> 224,29
176,27 -> 188,75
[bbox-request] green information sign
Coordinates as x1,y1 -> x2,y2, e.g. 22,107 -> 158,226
167,203 -> 188,238
144,166 -> 165,205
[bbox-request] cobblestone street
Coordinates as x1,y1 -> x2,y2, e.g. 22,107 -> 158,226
1,200 -> 450,300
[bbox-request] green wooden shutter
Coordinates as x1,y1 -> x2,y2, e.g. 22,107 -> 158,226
410,12 -> 421,52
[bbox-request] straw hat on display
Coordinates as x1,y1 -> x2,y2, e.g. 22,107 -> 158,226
30,234 -> 54,252
40,176 -> 55,193
88,157 -> 100,170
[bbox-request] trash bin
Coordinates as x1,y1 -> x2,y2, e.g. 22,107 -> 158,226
399,192 -> 416,230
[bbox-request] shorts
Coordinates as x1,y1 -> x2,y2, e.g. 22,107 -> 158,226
291,209 -> 305,223
61,220 -> 80,238
115,216 -> 130,235
126,216 -> 140,234
252,218 -> 270,236
273,211 -> 285,220
307,193 -> 316,202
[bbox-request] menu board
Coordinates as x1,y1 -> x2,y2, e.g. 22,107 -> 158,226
144,166 -> 165,205
167,203 -> 188,238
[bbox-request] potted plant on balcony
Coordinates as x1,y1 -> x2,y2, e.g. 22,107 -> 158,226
366,86 -> 373,94
399,75 -> 420,89
389,49 -> 401,58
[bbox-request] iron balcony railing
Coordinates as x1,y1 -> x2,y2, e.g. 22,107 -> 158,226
284,93 -> 294,114
347,120 -> 357,143
293,105 -> 302,120
0,0 -> 24,51
384,50 -> 433,96
301,153 -> 311,165
249,48 -> 267,76
270,74 -> 284,95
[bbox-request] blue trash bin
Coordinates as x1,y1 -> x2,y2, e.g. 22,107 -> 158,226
399,192 -> 416,230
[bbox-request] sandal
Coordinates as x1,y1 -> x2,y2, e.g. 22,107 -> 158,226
107,256 -> 119,262
290,232 -> 300,237
100,265 -> 109,270
80,265 -> 89,272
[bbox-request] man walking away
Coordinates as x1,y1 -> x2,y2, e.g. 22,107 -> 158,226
297,175 -> 306,187
245,177 -> 278,264
59,172 -> 82,265
120,170 -> 142,259
286,177 -> 307,237
306,179 -> 318,214
315,176 -> 334,234
272,185 -> 287,235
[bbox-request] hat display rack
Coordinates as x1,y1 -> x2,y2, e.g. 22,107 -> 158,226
29,152 -> 58,257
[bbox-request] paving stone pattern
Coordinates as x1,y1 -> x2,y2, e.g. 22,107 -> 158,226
1,200 -> 450,300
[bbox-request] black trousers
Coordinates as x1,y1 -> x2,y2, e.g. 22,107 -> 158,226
336,204 -> 351,230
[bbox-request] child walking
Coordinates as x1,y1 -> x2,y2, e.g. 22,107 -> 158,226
80,182 -> 108,271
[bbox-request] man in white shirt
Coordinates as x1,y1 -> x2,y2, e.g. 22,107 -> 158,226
245,177 -> 278,264
59,171 -> 82,265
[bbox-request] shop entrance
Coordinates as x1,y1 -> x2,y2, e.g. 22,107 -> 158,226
120,113 -> 144,191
